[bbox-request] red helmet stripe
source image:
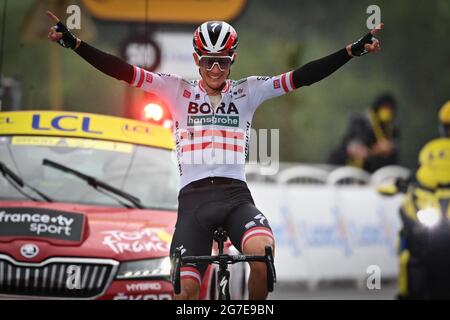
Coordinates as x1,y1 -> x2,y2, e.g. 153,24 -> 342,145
194,29 -> 205,52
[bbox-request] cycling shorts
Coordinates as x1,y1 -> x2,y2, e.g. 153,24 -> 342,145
170,177 -> 274,285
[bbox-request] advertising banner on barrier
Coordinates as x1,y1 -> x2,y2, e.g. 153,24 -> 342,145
248,183 -> 403,282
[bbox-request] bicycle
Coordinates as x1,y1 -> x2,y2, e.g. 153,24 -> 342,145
171,227 -> 276,300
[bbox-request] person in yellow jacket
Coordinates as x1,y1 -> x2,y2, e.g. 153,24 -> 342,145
328,93 -> 399,172
397,135 -> 450,299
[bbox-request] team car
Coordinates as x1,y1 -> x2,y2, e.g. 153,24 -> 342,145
0,110 -> 247,300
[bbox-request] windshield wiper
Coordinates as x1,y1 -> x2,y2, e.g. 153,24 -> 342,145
42,158 -> 144,209
0,161 -> 53,202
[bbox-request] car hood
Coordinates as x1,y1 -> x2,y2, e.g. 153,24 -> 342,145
0,201 -> 176,263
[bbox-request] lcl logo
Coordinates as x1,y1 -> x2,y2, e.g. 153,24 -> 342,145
31,114 -> 102,134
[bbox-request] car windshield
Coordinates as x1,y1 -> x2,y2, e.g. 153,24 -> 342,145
0,136 -> 179,210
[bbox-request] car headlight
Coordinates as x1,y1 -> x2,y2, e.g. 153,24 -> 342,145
417,208 -> 441,228
116,257 -> 172,279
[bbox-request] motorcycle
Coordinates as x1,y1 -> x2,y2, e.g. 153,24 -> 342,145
378,138 -> 450,299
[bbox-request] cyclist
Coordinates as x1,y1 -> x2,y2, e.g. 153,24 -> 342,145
46,11 -> 383,300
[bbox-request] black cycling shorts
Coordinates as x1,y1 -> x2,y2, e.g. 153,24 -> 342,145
170,177 -> 274,285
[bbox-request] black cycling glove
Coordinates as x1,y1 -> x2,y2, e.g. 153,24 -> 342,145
351,32 -> 377,57
55,21 -> 77,49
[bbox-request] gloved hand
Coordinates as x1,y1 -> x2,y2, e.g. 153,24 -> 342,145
351,33 -> 377,56
46,10 -> 79,50
347,23 -> 383,57
54,21 -> 78,49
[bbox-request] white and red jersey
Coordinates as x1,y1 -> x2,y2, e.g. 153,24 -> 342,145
130,66 -> 296,189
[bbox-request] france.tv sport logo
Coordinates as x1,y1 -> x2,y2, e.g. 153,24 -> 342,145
0,208 -> 85,242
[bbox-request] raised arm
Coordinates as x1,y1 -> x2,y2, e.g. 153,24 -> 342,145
46,11 -> 134,83
292,23 -> 383,88
247,24 -> 384,109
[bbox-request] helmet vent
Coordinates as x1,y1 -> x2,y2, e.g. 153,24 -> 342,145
199,32 -> 207,50
220,32 -> 230,48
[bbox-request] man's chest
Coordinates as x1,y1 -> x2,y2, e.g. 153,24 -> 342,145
175,87 -> 251,129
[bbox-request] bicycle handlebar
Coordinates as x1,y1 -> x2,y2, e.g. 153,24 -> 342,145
171,245 -> 276,295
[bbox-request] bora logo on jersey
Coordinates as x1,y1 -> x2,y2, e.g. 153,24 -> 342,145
187,102 -> 240,127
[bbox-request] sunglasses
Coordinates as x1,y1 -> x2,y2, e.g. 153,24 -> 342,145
198,55 -> 233,71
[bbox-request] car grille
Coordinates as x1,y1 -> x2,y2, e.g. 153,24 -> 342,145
0,255 -> 118,299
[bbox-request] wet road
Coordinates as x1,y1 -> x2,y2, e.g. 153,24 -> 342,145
268,281 -> 397,300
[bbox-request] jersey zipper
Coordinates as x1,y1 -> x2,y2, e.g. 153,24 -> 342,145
207,81 -> 228,167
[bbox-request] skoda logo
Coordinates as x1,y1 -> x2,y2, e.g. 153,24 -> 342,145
20,244 -> 39,259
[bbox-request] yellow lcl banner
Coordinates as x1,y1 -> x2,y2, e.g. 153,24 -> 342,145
0,111 -> 175,150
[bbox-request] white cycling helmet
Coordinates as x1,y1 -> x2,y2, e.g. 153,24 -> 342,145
193,21 -> 238,56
